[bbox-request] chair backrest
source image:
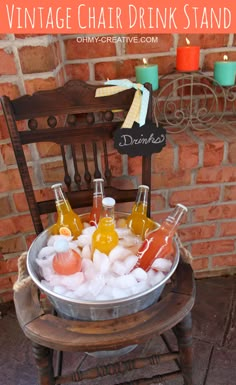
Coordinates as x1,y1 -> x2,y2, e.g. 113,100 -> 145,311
1,80 -> 153,235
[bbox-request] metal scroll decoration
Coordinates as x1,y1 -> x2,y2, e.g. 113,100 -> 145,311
153,71 -> 236,134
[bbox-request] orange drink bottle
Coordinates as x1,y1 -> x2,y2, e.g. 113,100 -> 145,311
92,197 -> 119,255
51,183 -> 83,238
126,185 -> 156,239
134,204 -> 188,271
52,237 -> 82,275
89,178 -> 104,226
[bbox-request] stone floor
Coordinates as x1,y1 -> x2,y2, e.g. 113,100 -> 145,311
0,275 -> 235,385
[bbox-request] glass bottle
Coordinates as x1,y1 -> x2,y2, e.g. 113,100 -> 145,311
91,197 -> 119,255
52,237 -> 82,275
51,183 -> 83,238
134,204 -> 188,271
126,185 -> 156,240
89,178 -> 104,226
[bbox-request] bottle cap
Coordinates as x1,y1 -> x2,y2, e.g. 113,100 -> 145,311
138,185 -> 149,190
51,183 -> 62,189
102,197 -> 116,207
176,203 -> 188,212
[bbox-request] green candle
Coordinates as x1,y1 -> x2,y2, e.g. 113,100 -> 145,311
214,55 -> 236,86
135,59 -> 158,91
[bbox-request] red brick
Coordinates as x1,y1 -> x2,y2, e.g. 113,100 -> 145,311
152,169 -> 191,189
128,156 -> 142,176
192,257 -> 209,271
178,224 -> 216,242
228,141 -> 236,164
0,169 -> 22,193
196,166 -> 236,184
0,196 -> 12,217
212,254 -> 236,268
19,44 -> 60,74
65,64 -> 89,81
178,34 -> 229,49
0,48 -> 16,75
148,56 -> 175,75
0,82 -> 20,99
126,34 -> 173,54
95,60 -> 136,81
0,276 -> 13,290
152,144 -> 174,172
102,151 -> 123,177
179,143 -> 199,169
13,188 -> 54,213
0,143 -> 17,165
0,257 -> 18,274
0,291 -> 13,303
203,142 -> 224,167
219,221 -> 236,237
37,142 -> 61,158
223,185 -> 236,201
194,204 -> 236,222
64,38 -> 116,59
150,192 -> 165,212
24,77 -> 57,95
41,160 -> 65,183
0,114 -> 9,140
169,187 -> 220,206
0,236 -> 25,254
191,239 -> 235,256
203,51 -> 236,71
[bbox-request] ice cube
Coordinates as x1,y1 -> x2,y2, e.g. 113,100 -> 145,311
81,244 -> 92,259
93,250 -> 110,273
151,258 -> 172,273
116,227 -> 131,238
76,234 -> 91,248
111,287 -> 130,299
82,226 -> 96,236
47,235 -> 73,247
147,270 -> 166,286
130,280 -> 149,295
131,267 -> 148,282
38,246 -> 55,260
111,260 -> 127,276
74,282 -> 90,298
53,285 -> 67,295
61,272 -> 84,290
124,255 -> 139,273
119,235 -> 141,248
88,274 -> 105,297
109,245 -> 132,263
109,274 -> 137,289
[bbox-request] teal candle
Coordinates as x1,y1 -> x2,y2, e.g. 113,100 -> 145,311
135,61 -> 158,91
214,57 -> 236,86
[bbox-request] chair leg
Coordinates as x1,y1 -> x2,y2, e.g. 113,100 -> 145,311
173,312 -> 193,385
32,342 -> 55,385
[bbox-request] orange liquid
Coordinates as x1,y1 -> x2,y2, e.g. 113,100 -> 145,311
92,217 -> 119,255
89,195 -> 103,226
127,202 -> 156,239
135,222 -> 174,271
53,200 -> 83,238
53,249 -> 82,275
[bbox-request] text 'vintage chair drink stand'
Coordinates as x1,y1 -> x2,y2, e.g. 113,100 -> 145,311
1,80 -> 195,385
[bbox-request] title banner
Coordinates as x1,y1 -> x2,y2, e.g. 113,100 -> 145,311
0,0 -> 236,34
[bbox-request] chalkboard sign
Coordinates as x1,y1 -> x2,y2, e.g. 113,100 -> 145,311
113,121 -> 166,157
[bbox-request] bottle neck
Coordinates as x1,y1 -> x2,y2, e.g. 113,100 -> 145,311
52,185 -> 71,212
92,179 -> 104,207
100,197 -> 116,223
161,204 -> 187,235
133,185 -> 149,215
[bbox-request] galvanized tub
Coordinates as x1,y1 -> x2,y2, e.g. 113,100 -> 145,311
27,212 -> 179,357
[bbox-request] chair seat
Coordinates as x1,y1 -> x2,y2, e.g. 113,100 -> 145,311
14,258 -> 195,353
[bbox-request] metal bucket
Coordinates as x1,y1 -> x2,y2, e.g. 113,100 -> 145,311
27,212 -> 179,357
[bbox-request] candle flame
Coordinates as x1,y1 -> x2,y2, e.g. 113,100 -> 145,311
143,58 -> 148,66
186,37 -> 190,45
223,55 -> 228,61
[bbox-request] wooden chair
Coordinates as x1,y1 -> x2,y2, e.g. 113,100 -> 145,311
1,80 -> 195,385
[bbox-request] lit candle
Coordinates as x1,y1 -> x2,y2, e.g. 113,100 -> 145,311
214,55 -> 236,86
135,58 -> 158,91
176,38 -> 200,72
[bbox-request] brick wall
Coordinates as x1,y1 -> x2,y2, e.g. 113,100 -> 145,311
0,33 -> 236,302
